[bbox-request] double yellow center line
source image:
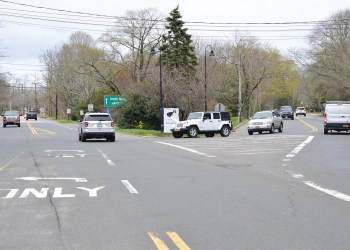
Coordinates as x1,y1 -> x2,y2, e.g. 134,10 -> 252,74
148,232 -> 191,250
25,121 -> 56,135
296,116 -> 319,132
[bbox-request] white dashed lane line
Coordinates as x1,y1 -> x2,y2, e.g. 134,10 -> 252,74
284,136 -> 350,203
96,148 -> 116,166
121,180 -> 139,194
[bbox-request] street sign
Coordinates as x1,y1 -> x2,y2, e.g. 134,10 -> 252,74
88,104 -> 93,112
104,95 -> 126,107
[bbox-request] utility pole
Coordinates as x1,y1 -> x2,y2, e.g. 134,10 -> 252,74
238,51 -> 242,123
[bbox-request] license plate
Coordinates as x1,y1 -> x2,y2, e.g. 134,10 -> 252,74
255,126 -> 260,128
342,124 -> 349,128
175,128 -> 180,131
97,124 -> 102,128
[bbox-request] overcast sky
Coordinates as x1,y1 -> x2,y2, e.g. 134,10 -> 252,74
1,0 -> 350,79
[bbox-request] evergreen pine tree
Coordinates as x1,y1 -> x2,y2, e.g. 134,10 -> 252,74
160,6 -> 198,75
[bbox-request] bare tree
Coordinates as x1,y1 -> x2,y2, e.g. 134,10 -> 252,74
99,8 -> 164,83
307,9 -> 350,100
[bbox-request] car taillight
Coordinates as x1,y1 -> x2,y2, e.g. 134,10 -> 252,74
111,122 -> 114,127
324,113 -> 327,125
84,121 -> 88,127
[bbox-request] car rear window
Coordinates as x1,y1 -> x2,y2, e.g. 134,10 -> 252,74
220,112 -> 231,121
86,115 -> 112,121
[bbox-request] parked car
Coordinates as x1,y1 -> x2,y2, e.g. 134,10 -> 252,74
78,112 -> 115,142
171,111 -> 232,138
26,111 -> 37,120
279,106 -> 294,120
295,107 -> 306,117
323,101 -> 350,134
247,110 -> 283,135
2,110 -> 21,127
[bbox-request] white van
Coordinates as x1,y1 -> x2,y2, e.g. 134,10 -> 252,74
324,102 -> 350,134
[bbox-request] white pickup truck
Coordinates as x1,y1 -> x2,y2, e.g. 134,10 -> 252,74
170,111 -> 233,138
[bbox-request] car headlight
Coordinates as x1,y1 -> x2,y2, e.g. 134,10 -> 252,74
265,121 -> 272,125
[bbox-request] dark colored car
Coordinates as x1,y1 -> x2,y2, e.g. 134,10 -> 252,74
26,111 -> 37,120
2,110 -> 21,127
279,106 -> 294,120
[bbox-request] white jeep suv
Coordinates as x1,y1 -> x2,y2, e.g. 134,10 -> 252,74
171,111 -> 232,138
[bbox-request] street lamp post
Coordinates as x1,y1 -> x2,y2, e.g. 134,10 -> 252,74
151,47 -> 164,132
204,45 -> 215,111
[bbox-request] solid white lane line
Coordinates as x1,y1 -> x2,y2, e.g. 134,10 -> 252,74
304,181 -> 350,202
121,180 -> 138,194
96,148 -> 115,166
155,141 -> 216,158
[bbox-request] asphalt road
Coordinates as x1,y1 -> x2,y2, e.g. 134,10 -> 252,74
0,114 -> 349,249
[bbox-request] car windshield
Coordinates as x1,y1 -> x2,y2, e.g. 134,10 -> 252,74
187,113 -> 202,120
252,112 -> 272,119
297,107 -> 304,110
86,115 -> 112,121
5,111 -> 18,116
280,106 -> 292,111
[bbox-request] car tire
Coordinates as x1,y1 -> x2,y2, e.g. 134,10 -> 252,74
291,116 -> 294,120
220,125 -> 230,137
82,133 -> 87,142
3,124 -> 6,128
205,132 -> 215,137
269,124 -> 275,134
187,126 -> 198,138
110,135 -> 115,142
78,133 -> 82,141
278,123 -> 283,133
248,131 -> 253,135
172,132 -> 183,138
258,131 -> 262,134
324,128 -> 328,134
18,123 -> 20,127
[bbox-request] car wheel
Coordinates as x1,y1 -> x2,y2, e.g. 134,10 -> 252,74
258,131 -> 262,134
324,128 -> 328,134
205,132 -> 215,137
187,126 -> 198,138
291,116 -> 294,120
82,133 -> 87,142
278,123 -> 283,133
269,124 -> 275,134
26,118 -> 28,121
3,124 -> 6,128
110,135 -> 115,142
248,130 -> 253,135
220,125 -> 230,137
78,132 -> 82,141
18,123 -> 20,127
172,132 -> 183,138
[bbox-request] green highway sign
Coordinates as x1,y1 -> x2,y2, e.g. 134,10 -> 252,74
104,95 -> 126,107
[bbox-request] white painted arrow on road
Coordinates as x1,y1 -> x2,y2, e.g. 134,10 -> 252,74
15,177 -> 88,182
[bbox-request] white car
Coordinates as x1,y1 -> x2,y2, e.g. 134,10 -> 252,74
78,112 -> 115,142
295,107 -> 306,117
247,110 -> 283,135
171,111 -> 232,138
